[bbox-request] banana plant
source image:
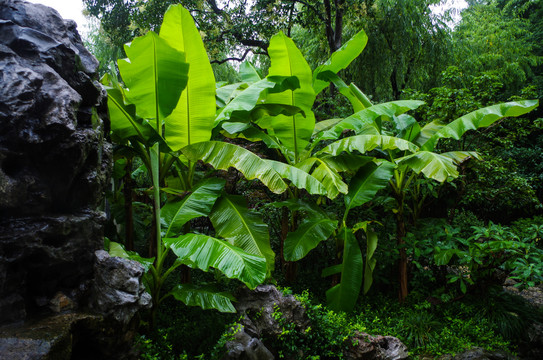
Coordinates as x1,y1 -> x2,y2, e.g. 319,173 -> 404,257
319,98 -> 539,301
218,30 -> 425,294
102,4 -> 311,317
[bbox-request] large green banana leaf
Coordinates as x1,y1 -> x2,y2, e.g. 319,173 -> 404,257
217,82 -> 245,108
164,234 -> 266,289
210,194 -> 275,274
170,284 -> 236,312
103,77 -> 155,142
118,31 -> 189,130
318,135 -> 419,157
265,32 -> 316,160
265,160 -> 327,195
313,29 -> 368,95
160,178 -> 225,237
316,100 -> 425,141
297,158 -> 348,199
284,217 -> 338,261
222,123 -> 283,150
419,100 -> 539,151
318,154 -> 374,173
181,141 -> 287,194
344,162 -> 395,214
397,151 -> 480,182
363,228 -> 378,294
239,61 -> 262,83
312,118 -> 344,136
326,228 -> 363,312
215,76 -> 301,125
159,5 -> 216,151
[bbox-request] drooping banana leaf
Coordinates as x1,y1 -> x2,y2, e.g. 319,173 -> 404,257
118,31 -> 189,130
265,32 -> 316,160
318,135 -> 419,157
310,159 -> 349,199
283,217 -> 338,261
160,178 -> 225,237
419,100 -> 539,151
349,83 -> 373,109
344,161 -> 395,214
315,71 -> 364,112
316,100 -> 425,141
164,234 -> 266,289
215,76 -> 301,126
313,29 -> 368,95
312,118 -> 344,136
170,284 -> 236,312
319,154 -> 374,173
181,141 -> 288,194
159,4 -> 217,151
264,159 -> 327,196
363,228 -> 378,294
397,151 -> 480,182
210,194 -> 275,274
326,227 -> 363,312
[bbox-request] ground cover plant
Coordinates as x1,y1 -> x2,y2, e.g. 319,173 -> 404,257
85,0 -> 543,358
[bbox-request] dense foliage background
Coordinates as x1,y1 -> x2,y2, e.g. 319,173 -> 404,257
83,0 -> 543,358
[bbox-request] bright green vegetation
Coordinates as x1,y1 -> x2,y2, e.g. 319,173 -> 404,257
86,0 -> 543,358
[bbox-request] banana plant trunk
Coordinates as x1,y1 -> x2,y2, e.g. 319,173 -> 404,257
396,210 -> 408,302
123,157 -> 134,251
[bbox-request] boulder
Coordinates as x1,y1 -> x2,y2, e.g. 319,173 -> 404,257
90,250 -> 151,324
345,331 -> 409,360
0,0 -> 110,324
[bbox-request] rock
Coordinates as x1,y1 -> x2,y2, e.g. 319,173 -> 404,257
221,285 -> 309,359
90,250 -> 151,324
0,0 -> 111,325
446,347 -> 514,360
223,326 -> 274,360
0,312 -> 139,360
345,331 -> 408,360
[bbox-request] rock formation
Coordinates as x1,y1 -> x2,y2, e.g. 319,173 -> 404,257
0,0 -> 110,324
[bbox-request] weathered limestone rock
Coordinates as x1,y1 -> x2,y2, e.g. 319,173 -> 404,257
0,0 -> 110,324
90,250 -> 151,324
345,331 -> 408,360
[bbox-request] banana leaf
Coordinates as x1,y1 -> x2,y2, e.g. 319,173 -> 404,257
160,4 -> 217,151
326,228 -> 363,312
284,217 -> 338,261
313,29 -> 368,95
316,100 -> 425,141
210,194 -> 275,274
265,31 -> 316,159
181,141 -> 288,194
170,284 -> 236,312
164,234 -> 266,289
265,159 -> 327,195
319,135 -> 419,157
118,31 -> 189,130
397,151 -> 480,182
344,161 -> 395,214
160,178 -> 225,237
419,100 -> 539,151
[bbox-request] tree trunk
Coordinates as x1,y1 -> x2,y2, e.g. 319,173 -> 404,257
123,157 -> 134,251
397,211 -> 408,302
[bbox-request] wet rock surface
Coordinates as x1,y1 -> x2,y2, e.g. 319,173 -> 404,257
0,0 -> 110,325
90,250 -> 151,324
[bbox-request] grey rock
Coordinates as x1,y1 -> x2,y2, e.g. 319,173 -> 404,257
90,250 -> 151,324
449,348 -> 514,360
0,312 -> 138,360
223,327 -> 274,360
345,331 -> 408,360
0,0 -> 111,325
